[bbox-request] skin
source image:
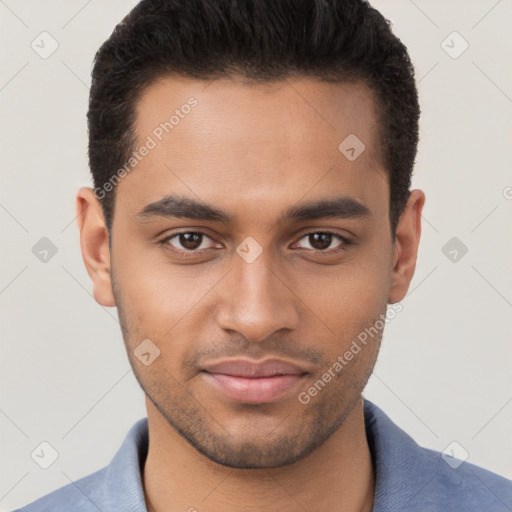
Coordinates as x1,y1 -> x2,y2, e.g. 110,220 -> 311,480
76,76 -> 425,512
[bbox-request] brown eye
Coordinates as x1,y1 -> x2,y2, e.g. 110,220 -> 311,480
178,232 -> 203,250
296,232 -> 348,252
308,233 -> 333,250
162,231 -> 218,253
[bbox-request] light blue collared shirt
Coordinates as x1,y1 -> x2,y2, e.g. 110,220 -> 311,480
14,399 -> 512,511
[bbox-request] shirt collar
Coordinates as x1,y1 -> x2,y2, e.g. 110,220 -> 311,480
363,398 -> 438,510
103,415 -> 149,512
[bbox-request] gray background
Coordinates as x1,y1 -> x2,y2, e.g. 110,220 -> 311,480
1,0 -> 511,510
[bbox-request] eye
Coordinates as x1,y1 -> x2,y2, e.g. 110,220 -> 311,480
158,230 -> 352,259
160,231 -> 219,255
294,232 -> 351,253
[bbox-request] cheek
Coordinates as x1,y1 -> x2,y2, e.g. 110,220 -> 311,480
114,246 -> 203,326
113,253 -> 223,372
297,250 -> 392,336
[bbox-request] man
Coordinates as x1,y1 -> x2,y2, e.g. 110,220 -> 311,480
15,0 -> 511,511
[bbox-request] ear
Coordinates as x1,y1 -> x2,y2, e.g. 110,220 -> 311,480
388,189 -> 425,304
75,187 -> 116,307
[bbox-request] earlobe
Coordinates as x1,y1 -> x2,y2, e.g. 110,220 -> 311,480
388,189 -> 425,304
75,187 -> 116,307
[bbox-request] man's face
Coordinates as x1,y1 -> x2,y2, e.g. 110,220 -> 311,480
108,76 -> 396,468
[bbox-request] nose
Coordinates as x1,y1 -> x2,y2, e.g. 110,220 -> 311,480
215,250 -> 300,343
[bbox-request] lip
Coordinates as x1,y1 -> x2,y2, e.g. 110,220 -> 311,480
202,358 -> 308,377
201,358 -> 309,404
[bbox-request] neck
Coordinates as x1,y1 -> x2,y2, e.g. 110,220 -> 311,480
142,397 -> 375,512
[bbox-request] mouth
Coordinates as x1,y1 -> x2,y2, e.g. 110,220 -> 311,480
200,358 -> 309,404
201,371 -> 309,404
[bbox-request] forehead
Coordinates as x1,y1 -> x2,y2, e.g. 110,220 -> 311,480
134,75 -> 380,158
117,75 -> 388,224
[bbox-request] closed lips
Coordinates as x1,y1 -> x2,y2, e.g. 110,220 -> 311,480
201,358 -> 309,377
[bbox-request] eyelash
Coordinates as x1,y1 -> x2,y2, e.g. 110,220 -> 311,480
158,230 -> 352,258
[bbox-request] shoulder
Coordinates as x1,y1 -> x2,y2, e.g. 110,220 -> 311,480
12,467 -> 108,512
363,398 -> 512,511
415,444 -> 512,511
12,417 -> 149,512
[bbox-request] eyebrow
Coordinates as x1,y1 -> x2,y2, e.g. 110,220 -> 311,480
134,194 -> 371,225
